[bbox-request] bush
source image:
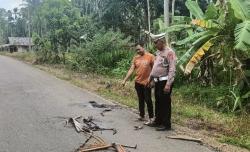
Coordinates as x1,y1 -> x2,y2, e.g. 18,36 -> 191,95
112,57 -> 133,78
75,29 -> 132,73
175,83 -> 250,114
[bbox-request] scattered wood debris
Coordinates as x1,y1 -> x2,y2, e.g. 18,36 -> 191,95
134,125 -> 143,130
65,116 -> 137,152
82,116 -> 117,135
166,135 -> 203,144
77,143 -> 136,152
67,116 -> 117,135
68,116 -> 92,133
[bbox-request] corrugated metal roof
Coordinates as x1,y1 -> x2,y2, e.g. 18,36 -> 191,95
0,44 -> 11,48
8,37 -> 33,46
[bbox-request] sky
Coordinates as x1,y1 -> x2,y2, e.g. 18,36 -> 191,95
0,0 -> 23,10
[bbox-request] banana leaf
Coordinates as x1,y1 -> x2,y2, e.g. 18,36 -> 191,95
176,31 -> 214,46
234,21 -> 250,51
205,3 -> 218,20
191,19 -> 220,29
230,0 -> 250,20
185,0 -> 204,19
163,24 -> 192,33
173,16 -> 192,24
184,39 -> 215,74
177,33 -> 214,65
242,91 -> 250,99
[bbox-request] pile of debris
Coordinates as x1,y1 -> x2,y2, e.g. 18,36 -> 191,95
65,116 -> 136,152
67,116 -> 117,135
76,140 -> 137,152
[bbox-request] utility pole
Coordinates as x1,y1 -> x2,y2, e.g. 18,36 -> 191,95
164,0 -> 170,43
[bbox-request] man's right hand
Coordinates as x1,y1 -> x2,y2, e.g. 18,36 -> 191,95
121,80 -> 126,87
146,79 -> 154,88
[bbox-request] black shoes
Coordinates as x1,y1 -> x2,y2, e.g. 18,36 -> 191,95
146,121 -> 172,131
147,122 -> 161,127
155,126 -> 171,131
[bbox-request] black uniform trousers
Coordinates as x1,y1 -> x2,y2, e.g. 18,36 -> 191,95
135,82 -> 154,118
154,80 -> 173,128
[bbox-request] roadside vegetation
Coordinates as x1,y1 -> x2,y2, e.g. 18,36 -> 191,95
0,0 -> 249,150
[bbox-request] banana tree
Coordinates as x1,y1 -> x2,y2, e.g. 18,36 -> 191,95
164,0 -> 250,112
165,0 -> 250,75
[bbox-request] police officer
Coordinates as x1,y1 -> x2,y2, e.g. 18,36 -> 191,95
148,33 -> 176,131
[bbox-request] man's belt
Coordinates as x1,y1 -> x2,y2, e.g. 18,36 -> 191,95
153,76 -> 168,82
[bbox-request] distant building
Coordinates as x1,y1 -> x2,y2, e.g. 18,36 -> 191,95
0,37 -> 33,52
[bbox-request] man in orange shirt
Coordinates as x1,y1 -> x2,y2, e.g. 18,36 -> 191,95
122,42 -> 154,124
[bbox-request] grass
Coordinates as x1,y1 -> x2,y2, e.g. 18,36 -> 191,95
1,52 -> 250,151
220,136 -> 250,150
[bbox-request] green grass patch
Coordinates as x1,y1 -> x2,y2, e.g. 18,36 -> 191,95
99,88 -> 137,108
220,136 -> 250,150
0,52 -> 36,63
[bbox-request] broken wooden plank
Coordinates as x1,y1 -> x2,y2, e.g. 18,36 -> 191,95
78,144 -> 113,152
113,143 -> 127,152
166,135 -> 202,143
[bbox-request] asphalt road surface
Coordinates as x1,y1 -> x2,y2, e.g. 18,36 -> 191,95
0,56 -> 214,152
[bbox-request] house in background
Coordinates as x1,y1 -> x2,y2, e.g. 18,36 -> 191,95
0,37 -> 33,53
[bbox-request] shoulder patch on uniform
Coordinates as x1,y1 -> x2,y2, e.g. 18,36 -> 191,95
167,52 -> 174,60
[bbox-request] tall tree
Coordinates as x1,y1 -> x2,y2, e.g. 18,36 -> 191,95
164,0 -> 170,42
172,0 -> 176,23
0,8 -> 7,43
147,0 -> 151,40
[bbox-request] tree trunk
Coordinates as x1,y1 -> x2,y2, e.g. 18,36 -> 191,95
85,0 -> 88,15
28,6 -> 32,51
147,0 -> 151,41
171,0 -> 176,24
164,0 -> 170,43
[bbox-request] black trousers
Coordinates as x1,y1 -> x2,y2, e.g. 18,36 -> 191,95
154,80 -> 173,128
135,82 -> 154,118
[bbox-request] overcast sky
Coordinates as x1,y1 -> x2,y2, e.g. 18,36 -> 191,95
0,0 -> 23,10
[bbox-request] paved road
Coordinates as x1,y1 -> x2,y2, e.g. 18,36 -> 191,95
0,56 -> 214,152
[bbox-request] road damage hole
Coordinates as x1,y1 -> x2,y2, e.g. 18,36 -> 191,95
89,101 -> 118,109
100,108 -> 112,117
88,101 -> 120,116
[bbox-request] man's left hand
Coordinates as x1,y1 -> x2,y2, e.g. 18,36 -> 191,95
163,85 -> 170,93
